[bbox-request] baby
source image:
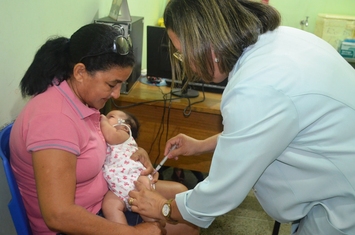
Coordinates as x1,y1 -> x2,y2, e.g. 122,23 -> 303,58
100,110 -> 154,224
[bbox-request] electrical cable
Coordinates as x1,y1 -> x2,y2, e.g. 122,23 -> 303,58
182,83 -> 206,117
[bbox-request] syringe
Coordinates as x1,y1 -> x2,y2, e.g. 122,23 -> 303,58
152,145 -> 177,175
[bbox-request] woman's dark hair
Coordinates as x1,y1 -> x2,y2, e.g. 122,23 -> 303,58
164,0 -> 281,83
20,23 -> 135,97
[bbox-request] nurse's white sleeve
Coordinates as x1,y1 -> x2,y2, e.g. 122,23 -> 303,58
175,85 -> 299,228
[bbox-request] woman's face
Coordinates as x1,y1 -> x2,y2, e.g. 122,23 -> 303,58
74,65 -> 132,110
167,29 -> 228,83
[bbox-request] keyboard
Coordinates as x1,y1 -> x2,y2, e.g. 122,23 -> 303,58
164,78 -> 227,94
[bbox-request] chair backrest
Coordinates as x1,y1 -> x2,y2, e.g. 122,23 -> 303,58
0,123 -> 32,235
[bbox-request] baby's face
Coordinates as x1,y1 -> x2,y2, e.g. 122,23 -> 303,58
106,110 -> 127,127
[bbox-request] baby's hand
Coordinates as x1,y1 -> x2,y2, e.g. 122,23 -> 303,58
100,114 -> 107,122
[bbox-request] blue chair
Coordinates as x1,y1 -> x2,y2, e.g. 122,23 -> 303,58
0,123 -> 32,235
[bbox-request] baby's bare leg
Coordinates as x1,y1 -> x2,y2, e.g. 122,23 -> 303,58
154,179 -> 187,198
134,176 -> 199,234
102,190 -> 128,224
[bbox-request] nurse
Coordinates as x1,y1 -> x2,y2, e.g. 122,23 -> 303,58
129,0 -> 355,234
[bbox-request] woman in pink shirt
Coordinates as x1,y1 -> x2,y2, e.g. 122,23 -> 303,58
10,23 -> 198,235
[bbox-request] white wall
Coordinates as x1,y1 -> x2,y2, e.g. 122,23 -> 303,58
0,0 -> 165,128
4,0 -> 352,128
271,0 -> 355,34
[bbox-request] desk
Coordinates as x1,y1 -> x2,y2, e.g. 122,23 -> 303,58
104,80 -> 223,173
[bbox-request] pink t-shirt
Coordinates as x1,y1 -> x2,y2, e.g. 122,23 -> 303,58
10,81 -> 108,234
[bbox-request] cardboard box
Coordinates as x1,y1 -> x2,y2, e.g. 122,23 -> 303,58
314,14 -> 355,49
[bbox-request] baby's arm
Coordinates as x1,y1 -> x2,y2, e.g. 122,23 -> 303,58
100,114 -> 130,145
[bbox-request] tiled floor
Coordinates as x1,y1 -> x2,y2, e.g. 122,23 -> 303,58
161,168 -> 292,235
199,191 -> 292,235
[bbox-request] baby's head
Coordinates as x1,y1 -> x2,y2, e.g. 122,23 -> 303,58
106,110 -> 140,139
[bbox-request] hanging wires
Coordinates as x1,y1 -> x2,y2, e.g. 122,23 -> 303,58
182,83 -> 206,117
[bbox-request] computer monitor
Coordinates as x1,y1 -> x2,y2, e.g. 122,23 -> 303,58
147,25 -> 172,79
146,25 -> 227,95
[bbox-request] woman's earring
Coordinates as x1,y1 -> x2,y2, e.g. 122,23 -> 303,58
214,58 -> 219,63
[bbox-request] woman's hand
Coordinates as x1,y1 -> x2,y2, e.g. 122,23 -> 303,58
133,221 -> 167,235
130,147 -> 159,182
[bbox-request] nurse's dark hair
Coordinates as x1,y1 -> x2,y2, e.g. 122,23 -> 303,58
20,23 -> 135,97
164,0 -> 281,83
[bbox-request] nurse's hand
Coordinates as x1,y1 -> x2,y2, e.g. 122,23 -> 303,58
164,134 -> 205,160
129,181 -> 167,220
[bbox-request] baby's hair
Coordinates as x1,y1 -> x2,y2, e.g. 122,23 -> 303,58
122,110 -> 140,139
